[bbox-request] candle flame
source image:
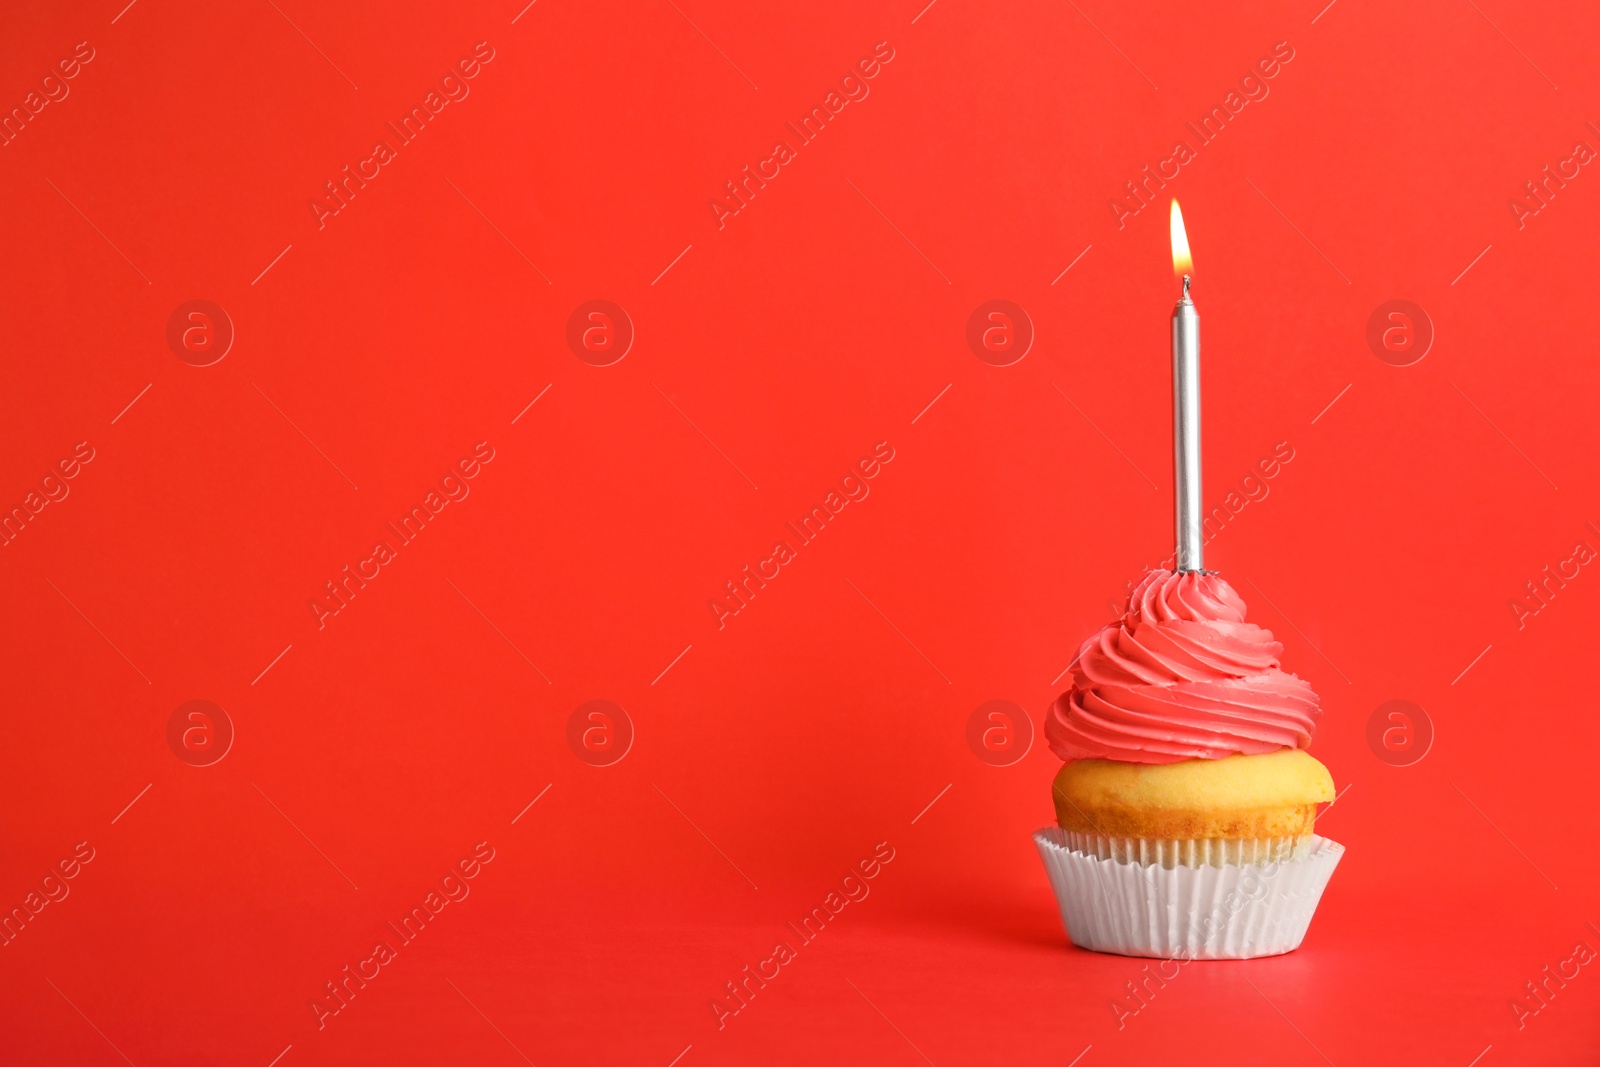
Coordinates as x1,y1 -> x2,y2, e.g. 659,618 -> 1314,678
1170,199 -> 1193,278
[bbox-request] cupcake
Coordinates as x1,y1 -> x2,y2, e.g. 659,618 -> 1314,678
1033,568 -> 1343,959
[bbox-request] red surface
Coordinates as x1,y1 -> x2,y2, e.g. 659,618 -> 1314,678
2,1 -> 1599,1064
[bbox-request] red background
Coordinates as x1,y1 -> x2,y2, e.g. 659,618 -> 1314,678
2,0 -> 1598,1063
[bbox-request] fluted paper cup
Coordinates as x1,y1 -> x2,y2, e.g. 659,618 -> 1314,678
1033,827 -> 1343,959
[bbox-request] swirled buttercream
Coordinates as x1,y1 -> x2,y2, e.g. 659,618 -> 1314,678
1046,569 -> 1321,764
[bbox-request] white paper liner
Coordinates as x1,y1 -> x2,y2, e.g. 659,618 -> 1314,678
1057,829 -> 1312,869
1034,827 -> 1344,959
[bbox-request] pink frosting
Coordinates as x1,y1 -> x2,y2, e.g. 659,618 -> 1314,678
1045,569 -> 1321,764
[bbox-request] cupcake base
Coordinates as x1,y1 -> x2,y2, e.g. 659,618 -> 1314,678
1034,827 -> 1343,959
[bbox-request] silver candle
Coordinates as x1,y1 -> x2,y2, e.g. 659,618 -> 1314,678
1169,201 -> 1203,573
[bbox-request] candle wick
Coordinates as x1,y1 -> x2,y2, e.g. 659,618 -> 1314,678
1182,274 -> 1191,299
